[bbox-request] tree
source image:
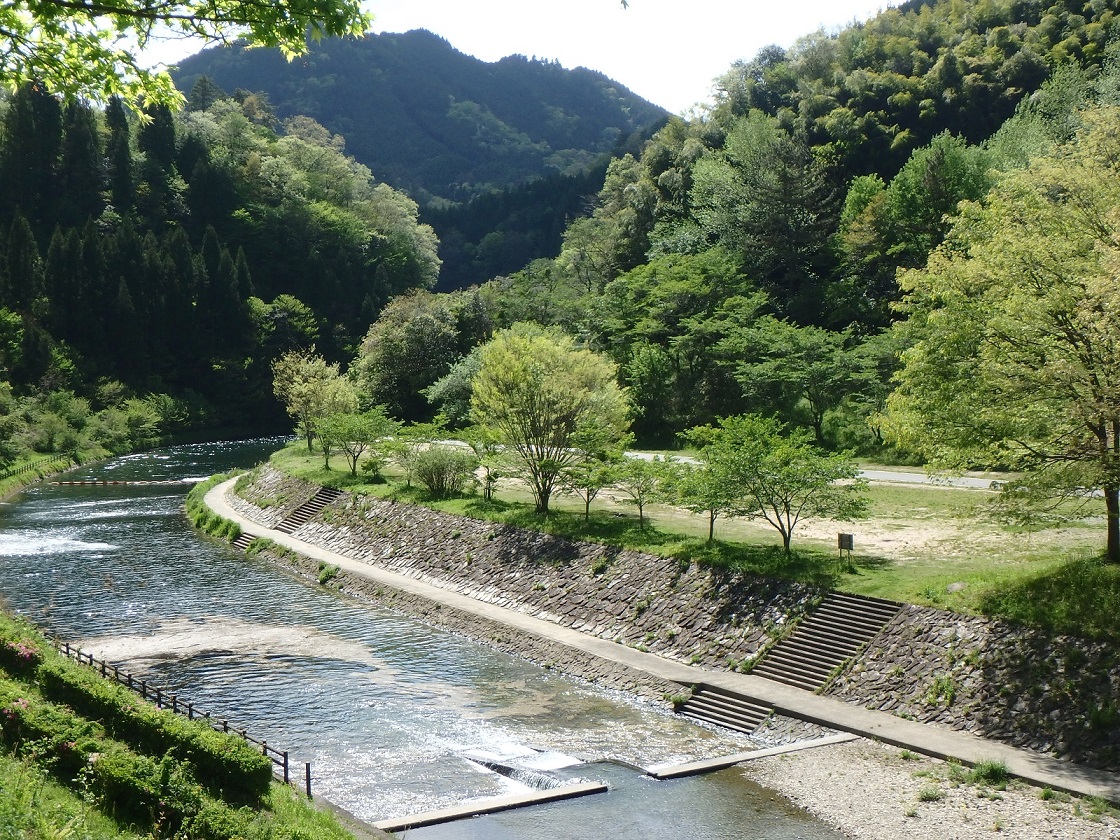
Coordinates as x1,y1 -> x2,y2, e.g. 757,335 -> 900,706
318,408 -> 397,476
688,414 -> 867,554
380,419 -> 445,489
461,424 -> 504,502
561,427 -> 632,520
726,318 -> 875,445
471,323 -> 630,514
674,458 -> 741,543
612,455 -> 676,530
271,349 -> 356,451
0,0 -> 371,107
884,106 -> 1120,563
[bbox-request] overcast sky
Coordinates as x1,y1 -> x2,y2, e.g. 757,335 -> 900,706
150,0 -> 893,115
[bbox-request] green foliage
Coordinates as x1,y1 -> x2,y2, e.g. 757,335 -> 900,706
980,557 -> 1120,641
0,0 -> 370,108
885,106 -> 1120,561
969,759 -> 1010,786
414,445 -> 479,500
318,407 -> 398,476
272,349 -> 357,453
33,658 -> 272,806
684,414 -> 868,554
354,289 -> 490,422
185,474 -> 242,541
471,322 -> 631,514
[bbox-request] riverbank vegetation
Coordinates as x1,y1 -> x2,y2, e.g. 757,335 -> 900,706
264,440 -> 1120,642
0,611 -> 357,839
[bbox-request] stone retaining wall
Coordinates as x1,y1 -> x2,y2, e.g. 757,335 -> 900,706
829,606 -> 1119,770
230,465 -> 1119,771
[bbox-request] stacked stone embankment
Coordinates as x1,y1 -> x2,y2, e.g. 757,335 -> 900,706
228,465 -> 1119,771
830,606 -> 1119,771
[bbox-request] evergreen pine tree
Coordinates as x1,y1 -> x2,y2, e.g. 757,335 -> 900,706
58,102 -> 104,227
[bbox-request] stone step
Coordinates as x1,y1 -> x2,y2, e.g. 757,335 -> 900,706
275,487 -> 343,534
677,685 -> 772,735
748,592 -> 902,692
231,532 -> 255,551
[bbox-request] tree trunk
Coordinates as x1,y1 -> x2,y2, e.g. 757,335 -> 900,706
1107,485 -> 1119,564
708,511 -> 716,542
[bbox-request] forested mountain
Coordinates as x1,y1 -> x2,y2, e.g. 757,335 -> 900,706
172,30 -> 667,288
172,30 -> 668,205
356,0 -> 1120,455
0,84 -> 437,450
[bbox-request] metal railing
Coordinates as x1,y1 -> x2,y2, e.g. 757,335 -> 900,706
50,638 -> 313,795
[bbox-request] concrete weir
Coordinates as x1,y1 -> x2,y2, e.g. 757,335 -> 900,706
372,781 -> 608,833
647,733 -> 861,780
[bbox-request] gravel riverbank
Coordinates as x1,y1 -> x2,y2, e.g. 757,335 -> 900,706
740,738 -> 1120,839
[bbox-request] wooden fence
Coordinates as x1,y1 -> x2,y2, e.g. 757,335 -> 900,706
51,638 -> 313,796
0,455 -> 72,481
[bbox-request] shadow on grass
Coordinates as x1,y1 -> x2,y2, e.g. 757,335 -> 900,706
980,555 -> 1120,641
458,500 -> 840,585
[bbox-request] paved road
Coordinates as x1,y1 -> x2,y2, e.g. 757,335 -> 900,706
207,479 -> 1120,804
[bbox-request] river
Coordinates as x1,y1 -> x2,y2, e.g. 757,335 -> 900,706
0,440 -> 844,839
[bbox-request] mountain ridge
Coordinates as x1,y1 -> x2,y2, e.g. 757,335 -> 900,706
173,29 -> 668,205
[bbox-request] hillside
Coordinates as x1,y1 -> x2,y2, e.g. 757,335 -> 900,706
173,30 -> 668,206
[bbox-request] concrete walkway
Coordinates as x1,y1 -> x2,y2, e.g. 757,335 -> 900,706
205,479 -> 1120,803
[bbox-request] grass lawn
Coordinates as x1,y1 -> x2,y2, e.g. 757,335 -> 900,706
266,441 -> 1120,641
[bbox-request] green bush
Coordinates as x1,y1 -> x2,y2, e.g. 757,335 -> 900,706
35,658 -> 272,805
0,681 -> 203,831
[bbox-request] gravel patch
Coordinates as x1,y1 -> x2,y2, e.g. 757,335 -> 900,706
737,739 -> 1120,839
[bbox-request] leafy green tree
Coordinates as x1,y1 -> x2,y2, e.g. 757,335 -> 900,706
354,291 -> 464,422
885,106 -> 1120,563
380,420 -> 445,489
461,424 -> 504,502
674,457 -> 742,543
612,456 -> 676,530
271,349 -> 356,451
561,427 -> 633,520
0,0 -> 371,107
319,408 -> 397,476
687,414 -> 867,554
471,322 -> 630,514
726,318 -> 876,445
424,345 -> 484,429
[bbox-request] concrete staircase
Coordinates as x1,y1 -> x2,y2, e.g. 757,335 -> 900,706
231,532 -> 255,551
275,487 -> 344,534
677,685 -> 772,734
749,592 -> 901,692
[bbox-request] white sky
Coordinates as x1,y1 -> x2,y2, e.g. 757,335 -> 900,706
147,0 -> 893,115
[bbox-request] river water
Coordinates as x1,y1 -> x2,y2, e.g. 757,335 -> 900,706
0,440 -> 843,838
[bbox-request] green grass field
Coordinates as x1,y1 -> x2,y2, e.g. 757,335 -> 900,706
268,441 -> 1120,641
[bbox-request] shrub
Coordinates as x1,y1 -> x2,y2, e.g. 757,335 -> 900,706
414,446 -> 478,499
34,658 -> 272,805
969,759 -> 1009,786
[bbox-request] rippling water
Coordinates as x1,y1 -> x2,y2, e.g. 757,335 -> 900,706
0,440 -> 842,838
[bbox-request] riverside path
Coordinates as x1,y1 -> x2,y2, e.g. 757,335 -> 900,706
204,478 -> 1120,804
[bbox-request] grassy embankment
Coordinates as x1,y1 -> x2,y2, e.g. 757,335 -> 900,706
260,439 -> 1120,643
0,606 -> 356,839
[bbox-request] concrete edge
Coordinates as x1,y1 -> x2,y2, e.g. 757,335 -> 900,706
371,781 -> 608,833
308,792 -> 394,840
648,733 -> 860,780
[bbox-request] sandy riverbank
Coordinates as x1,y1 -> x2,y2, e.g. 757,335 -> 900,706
740,738 -> 1119,839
